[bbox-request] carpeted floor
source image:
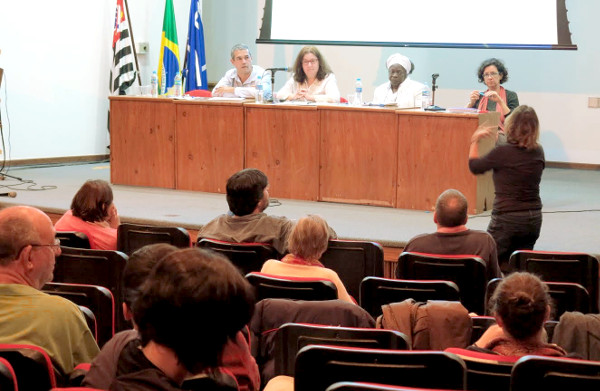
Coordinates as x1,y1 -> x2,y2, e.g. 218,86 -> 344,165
1,162 -> 599,257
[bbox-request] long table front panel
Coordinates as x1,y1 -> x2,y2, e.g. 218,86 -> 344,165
109,97 -> 495,213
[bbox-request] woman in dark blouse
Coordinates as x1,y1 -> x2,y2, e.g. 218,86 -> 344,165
469,105 -> 545,272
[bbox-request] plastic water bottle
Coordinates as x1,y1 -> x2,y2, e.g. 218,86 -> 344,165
150,71 -> 158,97
421,89 -> 431,109
174,72 -> 182,97
353,78 -> 363,106
256,76 -> 264,103
160,70 -> 166,95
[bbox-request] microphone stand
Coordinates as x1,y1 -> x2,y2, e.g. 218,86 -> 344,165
431,74 -> 439,107
0,68 -> 24,182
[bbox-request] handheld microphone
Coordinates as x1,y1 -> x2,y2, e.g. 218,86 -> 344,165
265,67 -> 290,72
0,192 -> 17,198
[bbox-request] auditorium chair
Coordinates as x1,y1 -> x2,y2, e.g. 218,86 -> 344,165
274,323 -> 409,378
53,247 -> 129,332
326,382 -> 460,391
78,306 -> 98,344
485,277 -> 591,320
359,276 -> 460,318
508,250 -> 599,312
320,240 -> 384,301
197,238 -> 279,275
0,344 -> 58,390
0,357 -> 17,391
396,252 -> 487,314
117,223 -> 191,255
43,282 -> 115,347
294,345 -> 466,391
511,355 -> 600,390
245,272 -> 338,302
55,231 -> 91,249
445,347 -> 519,391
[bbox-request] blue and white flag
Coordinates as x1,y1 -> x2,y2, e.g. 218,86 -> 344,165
183,0 -> 208,92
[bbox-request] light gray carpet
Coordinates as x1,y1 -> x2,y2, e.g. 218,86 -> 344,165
1,162 -> 598,256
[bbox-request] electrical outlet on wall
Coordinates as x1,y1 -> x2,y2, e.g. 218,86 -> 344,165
137,42 -> 149,54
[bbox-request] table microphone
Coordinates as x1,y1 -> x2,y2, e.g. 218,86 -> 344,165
265,67 -> 290,72
0,192 -> 17,197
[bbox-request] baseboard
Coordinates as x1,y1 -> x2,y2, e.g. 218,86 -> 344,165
3,154 -> 109,168
546,161 -> 600,170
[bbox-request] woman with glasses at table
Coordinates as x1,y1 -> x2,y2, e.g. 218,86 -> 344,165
467,58 -> 519,132
276,46 -> 341,103
55,179 -> 120,250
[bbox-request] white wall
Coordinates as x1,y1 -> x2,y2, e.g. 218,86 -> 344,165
0,0 -> 192,161
1,0 -> 598,164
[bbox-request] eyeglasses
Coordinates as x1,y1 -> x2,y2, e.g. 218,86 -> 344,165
30,238 -> 61,253
483,72 -> 499,78
302,59 -> 319,65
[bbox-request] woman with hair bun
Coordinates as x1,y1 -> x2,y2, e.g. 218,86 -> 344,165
471,272 -> 566,357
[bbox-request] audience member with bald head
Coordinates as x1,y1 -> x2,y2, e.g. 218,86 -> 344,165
0,206 -> 99,377
398,189 -> 501,280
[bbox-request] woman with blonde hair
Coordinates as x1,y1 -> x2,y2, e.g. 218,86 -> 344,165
276,46 -> 340,103
468,105 -> 545,273
260,215 -> 353,303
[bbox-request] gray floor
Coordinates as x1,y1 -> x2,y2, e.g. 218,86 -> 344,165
1,162 -> 598,256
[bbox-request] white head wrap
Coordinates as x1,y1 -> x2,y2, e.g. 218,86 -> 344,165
386,53 -> 411,74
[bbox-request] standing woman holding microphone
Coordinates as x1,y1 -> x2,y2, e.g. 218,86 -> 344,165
467,58 -> 519,132
468,105 -> 545,273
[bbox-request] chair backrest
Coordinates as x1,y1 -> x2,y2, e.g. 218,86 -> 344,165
511,355 -> 600,391
0,344 -> 57,390
359,277 -> 460,318
53,247 -> 128,331
294,345 -> 466,391
274,323 -> 409,377
0,357 -> 17,391
326,382 -> 459,391
508,250 -> 599,312
445,347 -> 519,391
77,306 -> 98,343
197,238 -> 279,275
117,223 -> 190,255
485,278 -> 591,320
186,89 -> 212,97
55,231 -> 90,249
245,272 -> 338,302
470,316 -> 498,345
320,240 -> 384,300
43,282 -> 115,347
397,252 -> 487,314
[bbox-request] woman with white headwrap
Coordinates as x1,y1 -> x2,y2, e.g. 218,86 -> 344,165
372,53 -> 428,107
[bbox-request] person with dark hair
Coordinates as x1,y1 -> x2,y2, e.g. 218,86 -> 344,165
469,105 -> 545,273
471,272 -> 566,357
198,168 -> 297,255
261,215 -> 353,303
84,244 -> 261,391
109,248 -> 256,390
372,53 -> 428,107
276,46 -> 340,103
467,58 -> 519,131
399,189 -> 500,280
55,179 -> 120,250
212,43 -> 271,99
0,206 -> 99,377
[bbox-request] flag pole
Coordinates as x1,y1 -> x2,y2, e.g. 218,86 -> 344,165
123,0 -> 142,86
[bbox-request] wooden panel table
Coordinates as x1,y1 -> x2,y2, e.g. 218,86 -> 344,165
109,96 -> 176,188
245,103 -> 320,201
175,100 -> 244,193
319,105 -> 399,207
396,110 -> 498,214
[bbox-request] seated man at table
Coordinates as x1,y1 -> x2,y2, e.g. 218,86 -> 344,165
198,168 -> 294,255
212,43 -> 271,99
400,189 -> 501,280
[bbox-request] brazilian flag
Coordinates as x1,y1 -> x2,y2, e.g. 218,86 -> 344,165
158,0 -> 180,95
